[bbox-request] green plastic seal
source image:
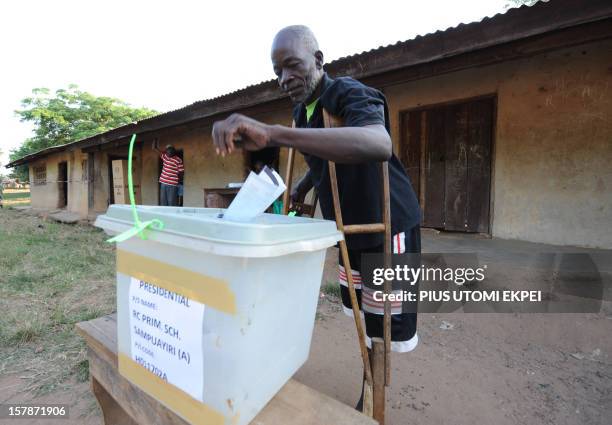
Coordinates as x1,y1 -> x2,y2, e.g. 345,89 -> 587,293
107,134 -> 164,243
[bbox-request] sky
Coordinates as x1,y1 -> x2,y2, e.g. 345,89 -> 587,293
0,0 -> 513,175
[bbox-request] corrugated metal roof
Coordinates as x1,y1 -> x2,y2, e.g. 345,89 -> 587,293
6,143 -> 74,167
7,0 -> 612,167
330,1 -> 544,62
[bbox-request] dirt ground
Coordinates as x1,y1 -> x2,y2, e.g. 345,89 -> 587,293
1,212 -> 611,425
301,292 -> 612,425
297,236 -> 612,425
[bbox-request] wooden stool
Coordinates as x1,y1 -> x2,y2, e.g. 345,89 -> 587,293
76,314 -> 377,425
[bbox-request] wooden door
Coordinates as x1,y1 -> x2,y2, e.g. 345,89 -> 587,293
423,108 -> 446,228
58,161 -> 68,208
401,97 -> 494,233
444,104 -> 469,231
465,99 -> 493,233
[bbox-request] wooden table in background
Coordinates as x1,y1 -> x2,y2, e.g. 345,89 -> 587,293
76,314 -> 376,425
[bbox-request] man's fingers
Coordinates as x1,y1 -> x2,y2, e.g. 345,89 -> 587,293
212,123 -> 224,156
214,123 -> 230,156
212,115 -> 260,157
221,127 -> 230,156
212,123 -> 219,154
224,124 -> 237,155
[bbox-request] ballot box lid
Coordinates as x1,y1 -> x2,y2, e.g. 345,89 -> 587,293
95,205 -> 343,257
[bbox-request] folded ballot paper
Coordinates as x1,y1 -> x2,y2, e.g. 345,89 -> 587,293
222,166 -> 286,222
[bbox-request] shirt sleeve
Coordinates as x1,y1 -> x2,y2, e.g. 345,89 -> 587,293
177,158 -> 184,173
330,79 -> 386,128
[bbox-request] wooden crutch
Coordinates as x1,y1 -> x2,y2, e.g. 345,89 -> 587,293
282,111 -> 392,424
281,123 -> 318,219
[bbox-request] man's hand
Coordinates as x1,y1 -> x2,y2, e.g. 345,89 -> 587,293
212,114 -> 271,156
289,170 -> 313,210
290,187 -> 304,204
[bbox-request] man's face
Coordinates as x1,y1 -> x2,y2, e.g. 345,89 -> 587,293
271,35 -> 321,104
167,147 -> 175,157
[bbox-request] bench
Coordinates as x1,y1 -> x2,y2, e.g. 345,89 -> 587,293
76,314 -> 377,425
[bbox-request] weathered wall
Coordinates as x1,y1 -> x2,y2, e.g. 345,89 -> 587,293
89,105 -> 302,213
134,107 -> 304,208
29,159 -> 58,210
385,39 -> 612,248
140,126 -> 247,208
67,150 -> 89,217
89,145 -> 145,214
92,150 -> 110,214
28,149 -> 89,217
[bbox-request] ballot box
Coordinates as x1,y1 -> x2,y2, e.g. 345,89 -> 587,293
94,205 -> 342,425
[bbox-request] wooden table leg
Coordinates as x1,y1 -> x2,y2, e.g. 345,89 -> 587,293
91,376 -> 138,425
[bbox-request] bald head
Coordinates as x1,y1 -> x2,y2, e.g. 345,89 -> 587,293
271,26 -> 324,104
272,25 -> 319,56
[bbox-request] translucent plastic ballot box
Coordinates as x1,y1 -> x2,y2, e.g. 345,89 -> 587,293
95,205 -> 343,425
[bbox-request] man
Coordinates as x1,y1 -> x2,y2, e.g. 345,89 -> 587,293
153,142 -> 184,206
211,25 -> 421,407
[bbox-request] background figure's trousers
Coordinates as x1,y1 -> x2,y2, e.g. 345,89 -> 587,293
160,183 -> 179,206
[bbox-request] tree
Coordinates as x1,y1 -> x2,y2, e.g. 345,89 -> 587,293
9,85 -> 158,180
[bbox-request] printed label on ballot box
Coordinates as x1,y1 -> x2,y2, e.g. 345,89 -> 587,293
128,277 -> 205,401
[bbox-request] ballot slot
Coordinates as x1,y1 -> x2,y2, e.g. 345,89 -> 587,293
221,166 -> 286,222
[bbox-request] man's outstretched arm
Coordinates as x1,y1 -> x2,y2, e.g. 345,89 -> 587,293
211,114 -> 392,164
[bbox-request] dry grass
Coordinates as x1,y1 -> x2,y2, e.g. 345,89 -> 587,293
321,280 -> 341,298
3,188 -> 30,194
0,208 -> 115,395
2,188 -> 31,207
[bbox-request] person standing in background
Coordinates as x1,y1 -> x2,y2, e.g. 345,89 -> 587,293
153,141 -> 184,206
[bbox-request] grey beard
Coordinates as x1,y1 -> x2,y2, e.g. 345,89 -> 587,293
298,73 -> 322,104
